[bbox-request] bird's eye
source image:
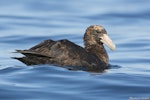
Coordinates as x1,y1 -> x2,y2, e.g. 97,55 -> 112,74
96,30 -> 101,33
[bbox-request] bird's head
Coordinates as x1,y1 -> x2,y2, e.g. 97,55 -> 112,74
84,25 -> 116,51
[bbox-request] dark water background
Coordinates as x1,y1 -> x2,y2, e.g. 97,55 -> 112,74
0,0 -> 150,100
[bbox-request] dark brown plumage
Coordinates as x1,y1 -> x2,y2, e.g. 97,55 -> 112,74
14,25 -> 116,71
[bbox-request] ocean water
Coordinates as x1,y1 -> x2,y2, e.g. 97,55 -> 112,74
0,0 -> 150,100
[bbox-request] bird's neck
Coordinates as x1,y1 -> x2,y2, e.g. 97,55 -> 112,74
85,44 -> 109,66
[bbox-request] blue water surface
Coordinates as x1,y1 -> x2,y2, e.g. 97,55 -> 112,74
0,0 -> 150,100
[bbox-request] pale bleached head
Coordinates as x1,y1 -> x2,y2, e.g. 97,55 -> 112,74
84,25 -> 116,50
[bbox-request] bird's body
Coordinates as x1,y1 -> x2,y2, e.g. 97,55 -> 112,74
14,25 -> 116,71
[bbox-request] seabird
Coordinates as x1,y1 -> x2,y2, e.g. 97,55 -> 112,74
14,25 -> 116,71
